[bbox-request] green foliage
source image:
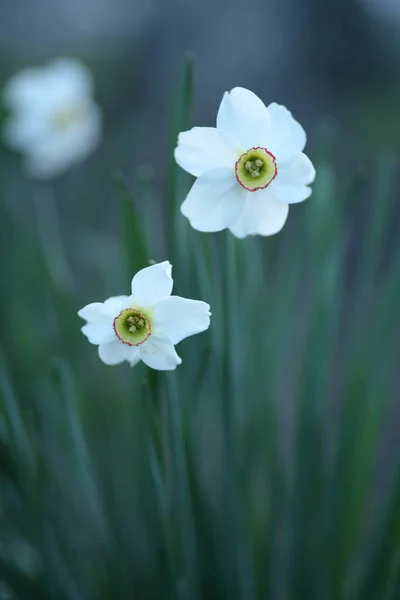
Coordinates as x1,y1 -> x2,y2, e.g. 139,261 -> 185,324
1,57 -> 400,599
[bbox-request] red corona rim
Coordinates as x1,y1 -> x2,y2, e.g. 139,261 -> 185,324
113,308 -> 152,346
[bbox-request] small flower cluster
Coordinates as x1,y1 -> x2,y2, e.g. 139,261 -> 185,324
2,59 -> 315,370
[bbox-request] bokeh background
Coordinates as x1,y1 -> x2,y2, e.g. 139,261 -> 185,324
1,0 -> 400,227
1,1 -> 400,598
1,0 -> 400,282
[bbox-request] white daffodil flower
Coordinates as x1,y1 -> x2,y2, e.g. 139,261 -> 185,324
3,58 -> 101,179
175,87 -> 316,238
78,261 -> 211,370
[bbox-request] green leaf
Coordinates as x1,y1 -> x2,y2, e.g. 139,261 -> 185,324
165,53 -> 194,259
113,169 -> 150,276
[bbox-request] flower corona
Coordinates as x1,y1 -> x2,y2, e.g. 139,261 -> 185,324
235,147 -> 277,192
113,309 -> 152,346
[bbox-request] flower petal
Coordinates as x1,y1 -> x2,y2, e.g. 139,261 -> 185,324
216,87 -> 271,149
78,297 -> 130,345
180,168 -> 246,232
272,183 -> 312,205
266,103 -> 306,165
78,296 -> 129,322
281,152 -> 315,185
271,153 -> 315,204
127,350 -> 141,367
153,296 -> 211,345
98,340 -> 137,365
2,114 -> 49,151
23,101 -> 101,179
131,261 -> 173,308
174,127 -> 240,177
81,323 -> 114,345
103,295 -> 131,314
3,58 -> 93,113
139,332 -> 182,371
229,189 -> 289,238
78,302 -> 111,323
3,68 -> 47,110
47,58 -> 94,100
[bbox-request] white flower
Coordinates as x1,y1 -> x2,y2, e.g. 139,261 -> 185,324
78,261 -> 211,370
175,87 -> 316,238
3,58 -> 101,179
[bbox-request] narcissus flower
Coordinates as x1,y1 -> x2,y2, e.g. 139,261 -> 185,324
78,262 -> 211,370
3,58 -> 101,179
175,87 -> 315,238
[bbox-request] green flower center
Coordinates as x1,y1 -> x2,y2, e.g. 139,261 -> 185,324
235,147 -> 277,191
113,308 -> 152,346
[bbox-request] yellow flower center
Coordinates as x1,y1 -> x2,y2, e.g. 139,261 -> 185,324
52,106 -> 85,130
235,147 -> 277,191
113,309 -> 152,346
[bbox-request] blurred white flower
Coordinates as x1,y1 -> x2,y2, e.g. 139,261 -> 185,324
3,58 -> 101,179
175,87 -> 315,238
78,261 -> 211,370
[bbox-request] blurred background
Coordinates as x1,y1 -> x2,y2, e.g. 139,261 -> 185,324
1,0 -> 400,165
0,1 -> 400,598
1,0 -> 400,218
1,0 -> 400,285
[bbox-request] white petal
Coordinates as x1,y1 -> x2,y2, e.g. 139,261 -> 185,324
103,295 -> 131,314
78,296 -> 129,323
281,152 -> 315,185
23,102 -> 101,179
139,332 -> 182,371
131,261 -> 173,308
3,68 -> 47,110
229,189 -> 289,238
78,299 -> 125,345
3,58 -> 93,114
78,302 -> 111,323
266,103 -> 306,165
216,87 -> 271,149
271,181 -> 312,205
81,323 -> 115,345
47,58 -> 94,100
153,296 -> 211,345
180,168 -> 246,232
271,153 -> 315,204
127,350 -> 141,368
2,114 -> 49,151
98,340 -> 137,366
174,127 -> 240,177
